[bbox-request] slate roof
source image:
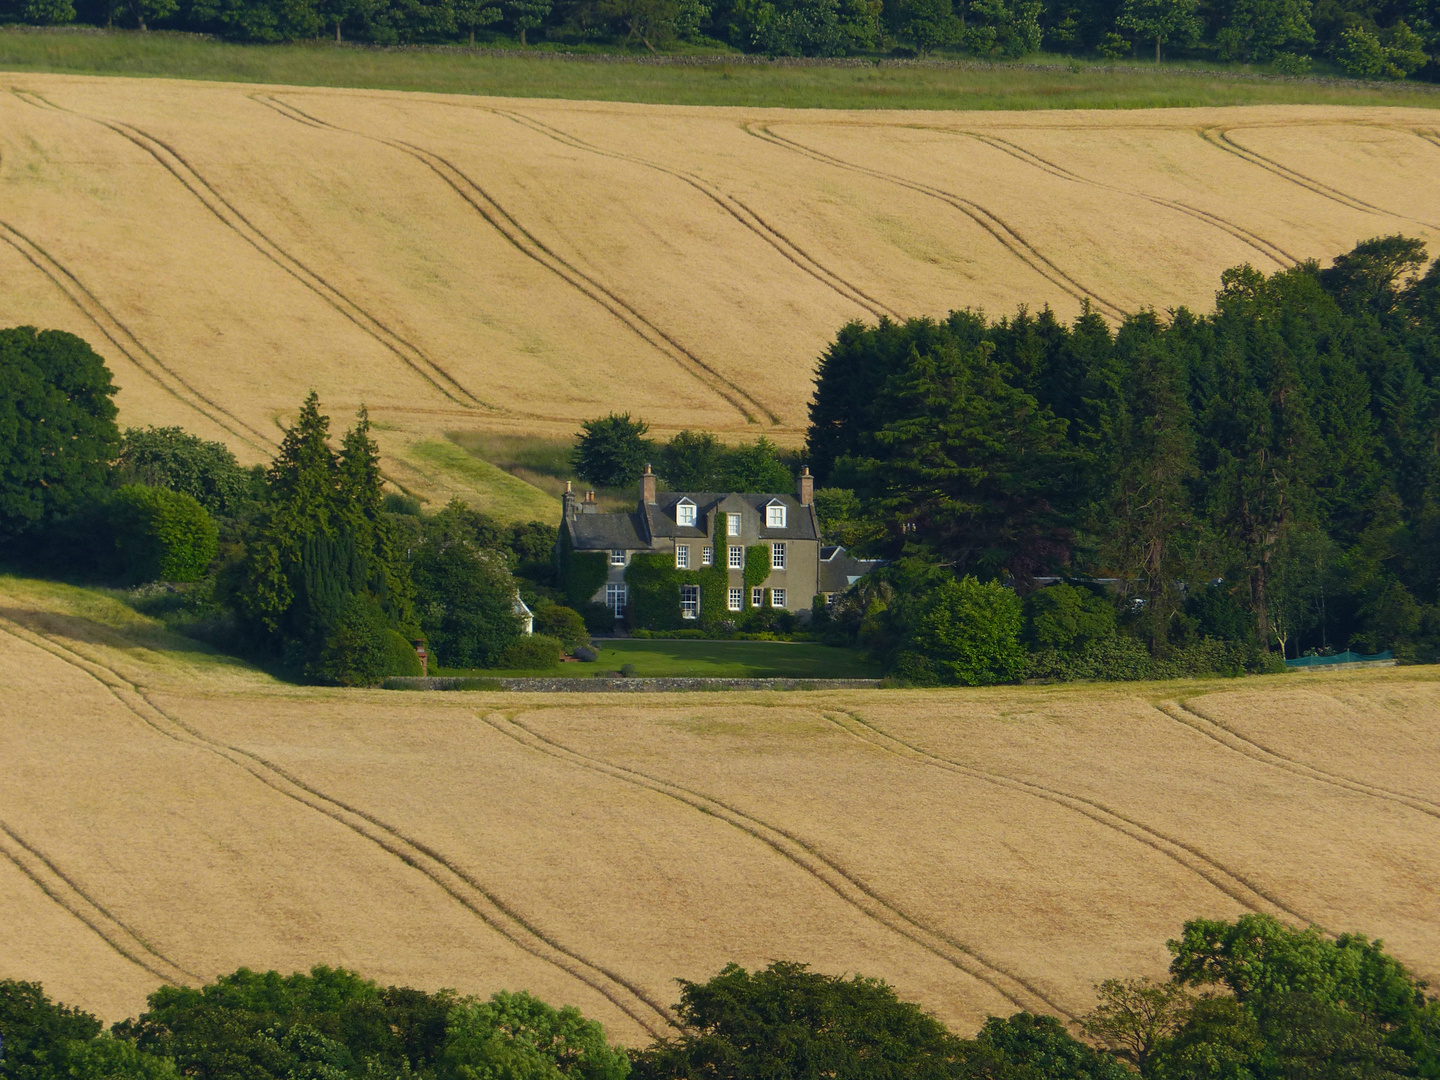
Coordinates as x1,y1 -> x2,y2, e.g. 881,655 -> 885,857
567,491 -> 821,550
641,492 -> 820,542
568,511 -> 648,551
818,545 -> 885,593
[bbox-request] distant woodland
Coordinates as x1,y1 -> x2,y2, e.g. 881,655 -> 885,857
0,0 -> 1435,80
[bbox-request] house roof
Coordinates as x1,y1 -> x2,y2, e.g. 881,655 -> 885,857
568,510 -> 648,550
818,545 -> 885,593
564,491 -> 821,550
641,492 -> 820,542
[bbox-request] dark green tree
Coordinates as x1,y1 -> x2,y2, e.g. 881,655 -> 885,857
570,414 -> 653,490
115,427 -> 255,517
659,430 -> 725,491
717,437 -> 793,493
0,328 -> 119,544
441,992 -> 628,1080
976,1012 -> 1132,1079
1101,310 -> 1197,646
0,980 -> 103,1080
629,961 -> 971,1080
1116,0 -> 1199,59
411,537 -> 524,668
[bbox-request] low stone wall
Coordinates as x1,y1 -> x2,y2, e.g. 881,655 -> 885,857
384,676 -> 883,692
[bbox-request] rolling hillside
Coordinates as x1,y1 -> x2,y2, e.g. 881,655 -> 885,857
2,75 -> 1439,512
2,576 -> 1437,1041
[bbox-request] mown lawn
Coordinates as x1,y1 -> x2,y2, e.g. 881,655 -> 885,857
3,30 -> 1438,111
438,638 -> 881,678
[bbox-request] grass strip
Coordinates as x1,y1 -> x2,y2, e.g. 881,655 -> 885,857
2,30 -> 1438,110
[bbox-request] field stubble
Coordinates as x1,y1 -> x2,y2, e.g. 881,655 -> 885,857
2,74 -> 1440,511
1,577 -> 1437,1044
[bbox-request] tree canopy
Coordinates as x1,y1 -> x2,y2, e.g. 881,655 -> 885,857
0,327 -> 118,542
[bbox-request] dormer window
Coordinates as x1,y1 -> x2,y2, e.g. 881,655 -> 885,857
766,501 -> 786,529
676,499 -> 697,527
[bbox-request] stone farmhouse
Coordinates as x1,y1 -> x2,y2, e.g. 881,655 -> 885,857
560,465 -> 879,626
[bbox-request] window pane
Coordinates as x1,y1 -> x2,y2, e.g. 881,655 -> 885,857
678,503 -> 695,526
676,545 -> 689,569
767,505 -> 785,528
728,545 -> 743,568
610,549 -> 625,565
771,589 -> 785,608
702,546 -> 713,566
728,588 -> 742,611
752,587 -> 763,607
771,542 -> 786,569
727,513 -> 740,536
680,584 -> 699,618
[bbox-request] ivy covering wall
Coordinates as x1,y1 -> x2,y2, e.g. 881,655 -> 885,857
625,552 -> 728,631
555,527 -> 608,608
743,544 -> 770,603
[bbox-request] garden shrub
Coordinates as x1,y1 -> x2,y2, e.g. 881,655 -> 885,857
892,576 -> 1025,686
108,484 -> 219,583
1024,636 -> 1283,681
498,633 -> 563,670
1024,583 -> 1116,651
579,601 -> 616,634
311,593 -> 389,686
534,604 -> 589,648
381,630 -> 423,677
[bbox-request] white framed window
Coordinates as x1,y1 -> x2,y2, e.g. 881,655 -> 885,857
675,545 -> 690,569
680,584 -> 699,619
676,499 -> 697,527
610,549 -> 626,566
752,586 -> 764,607
771,588 -> 786,608
766,502 -> 786,529
605,583 -> 627,616
727,513 -> 741,536
702,545 -> 713,566
728,588 -> 743,612
771,542 -> 786,570
728,545 -> 743,569
825,593 -> 837,608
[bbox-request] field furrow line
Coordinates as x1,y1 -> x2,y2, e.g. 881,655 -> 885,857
1159,700 -> 1440,821
482,711 -> 1073,1020
489,108 -> 902,321
825,711 -> 1311,925
0,616 -> 676,1038
0,211 -> 274,454
0,820 -> 197,987
9,88 -> 490,411
254,95 -> 774,425
955,131 -> 1297,267
1198,126 -> 1439,230
742,122 -> 1127,321
106,122 -> 493,411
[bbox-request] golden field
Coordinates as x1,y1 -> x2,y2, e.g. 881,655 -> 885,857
2,575 -> 1437,1042
2,75 -> 1440,512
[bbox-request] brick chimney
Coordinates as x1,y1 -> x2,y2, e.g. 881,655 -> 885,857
581,490 -> 598,514
640,463 -> 657,505
798,466 -> 814,506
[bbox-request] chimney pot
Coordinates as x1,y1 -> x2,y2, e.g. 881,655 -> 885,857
798,465 -> 814,507
640,463 -> 657,505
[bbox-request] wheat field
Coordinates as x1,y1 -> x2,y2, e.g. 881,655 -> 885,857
2,74 -> 1439,510
2,576 -> 1437,1042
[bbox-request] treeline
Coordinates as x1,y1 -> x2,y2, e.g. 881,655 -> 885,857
1,0 -> 1435,79
807,236 -> 1440,681
3,915 -> 1438,1080
0,338 -> 582,681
